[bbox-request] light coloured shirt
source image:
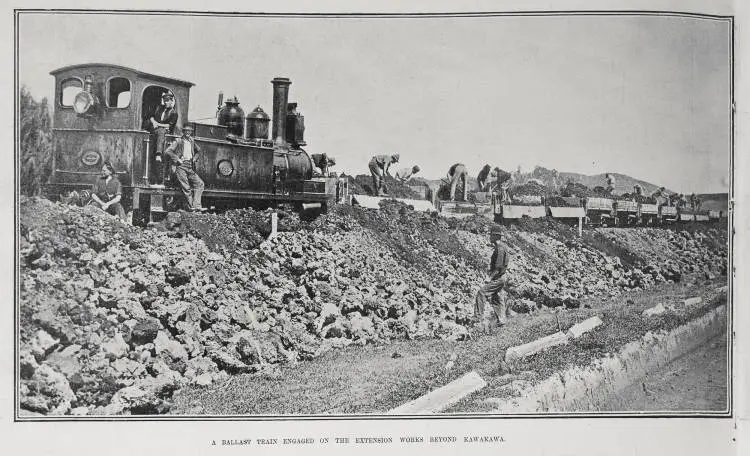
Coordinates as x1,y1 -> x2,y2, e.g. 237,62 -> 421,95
182,139 -> 193,160
394,167 -> 414,181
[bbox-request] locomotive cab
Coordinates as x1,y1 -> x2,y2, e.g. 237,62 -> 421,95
47,63 -> 345,225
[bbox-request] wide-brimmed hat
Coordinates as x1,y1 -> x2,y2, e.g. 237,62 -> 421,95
182,123 -> 194,131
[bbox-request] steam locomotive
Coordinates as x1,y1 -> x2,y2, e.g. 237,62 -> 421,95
45,63 -> 347,224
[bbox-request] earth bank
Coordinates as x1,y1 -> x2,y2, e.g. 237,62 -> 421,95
18,196 -> 727,415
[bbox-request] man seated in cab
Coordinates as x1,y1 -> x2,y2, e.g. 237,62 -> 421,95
165,123 -> 206,212
90,162 -> 126,221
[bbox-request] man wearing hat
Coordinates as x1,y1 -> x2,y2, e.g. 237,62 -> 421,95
475,226 -> 511,333
146,91 -> 179,186
394,165 -> 421,183
311,153 -> 336,177
368,153 -> 400,196
165,123 -> 205,211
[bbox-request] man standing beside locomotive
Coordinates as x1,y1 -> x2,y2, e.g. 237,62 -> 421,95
165,123 -> 206,212
475,226 -> 510,333
368,153 -> 400,196
146,92 -> 178,186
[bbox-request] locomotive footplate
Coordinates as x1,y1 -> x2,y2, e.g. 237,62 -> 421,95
133,186 -> 333,211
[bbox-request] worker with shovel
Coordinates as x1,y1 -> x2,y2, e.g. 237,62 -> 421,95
447,163 -> 469,201
475,226 -> 510,333
368,153 -> 400,196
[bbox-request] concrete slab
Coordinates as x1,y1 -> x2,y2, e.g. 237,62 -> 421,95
387,371 -> 487,414
505,331 -> 569,362
682,297 -> 703,307
567,316 -> 603,339
642,303 -> 669,317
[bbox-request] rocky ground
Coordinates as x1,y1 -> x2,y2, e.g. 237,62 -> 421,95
18,196 -> 727,416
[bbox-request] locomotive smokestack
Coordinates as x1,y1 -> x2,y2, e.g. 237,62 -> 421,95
271,77 -> 292,147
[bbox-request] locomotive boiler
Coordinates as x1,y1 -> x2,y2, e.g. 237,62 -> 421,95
45,63 -> 347,224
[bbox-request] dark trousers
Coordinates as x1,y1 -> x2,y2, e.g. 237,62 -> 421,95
369,160 -> 385,195
88,200 -> 126,222
475,272 -> 507,324
151,127 -> 167,184
174,162 -> 205,210
105,202 -> 127,221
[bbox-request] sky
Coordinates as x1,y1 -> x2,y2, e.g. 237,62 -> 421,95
18,12 -> 731,193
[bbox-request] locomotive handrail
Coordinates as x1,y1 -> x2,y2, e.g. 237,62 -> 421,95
143,136 -> 151,183
52,128 -> 151,134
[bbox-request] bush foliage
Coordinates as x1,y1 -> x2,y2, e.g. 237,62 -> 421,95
19,86 -> 53,196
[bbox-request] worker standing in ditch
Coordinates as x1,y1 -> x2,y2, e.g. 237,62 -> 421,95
475,226 -> 510,333
368,153 -> 400,196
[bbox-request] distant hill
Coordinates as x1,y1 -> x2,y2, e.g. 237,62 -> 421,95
413,166 -> 728,206
415,167 -> 664,196
557,172 -> 666,196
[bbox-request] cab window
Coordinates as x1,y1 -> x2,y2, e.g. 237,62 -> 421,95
60,78 -> 83,107
107,77 -> 131,108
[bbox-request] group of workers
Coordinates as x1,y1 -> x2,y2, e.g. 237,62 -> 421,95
444,163 -> 512,202
366,156 -> 513,202
367,153 -> 422,196
604,174 -> 701,210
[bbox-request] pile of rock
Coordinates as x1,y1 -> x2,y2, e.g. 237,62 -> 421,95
18,196 -> 727,415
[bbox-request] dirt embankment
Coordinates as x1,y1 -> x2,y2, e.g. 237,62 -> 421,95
18,196 -> 727,416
